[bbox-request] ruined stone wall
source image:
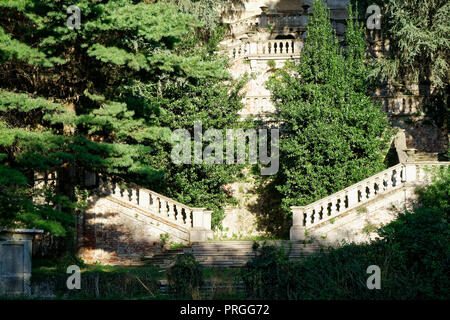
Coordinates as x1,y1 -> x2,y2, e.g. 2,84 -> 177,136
77,196 -> 189,265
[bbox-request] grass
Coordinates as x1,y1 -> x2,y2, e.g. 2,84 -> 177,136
28,255 -> 246,300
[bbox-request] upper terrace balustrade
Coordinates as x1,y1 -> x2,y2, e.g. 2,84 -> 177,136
228,39 -> 302,60
228,13 -> 308,37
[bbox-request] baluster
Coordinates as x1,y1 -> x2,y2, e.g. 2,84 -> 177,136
374,178 -> 380,195
383,173 -> 390,191
315,205 -> 322,223
131,189 -> 138,204
160,199 -> 168,218
363,184 -> 369,200
304,209 -> 312,228
98,176 -> 105,192
185,209 -> 192,228
168,202 -> 175,220
114,183 -> 121,196
151,194 -> 160,213
347,188 -> 358,208
106,179 -> 113,195
176,205 -> 184,224
336,197 -> 341,213
391,169 -> 398,187
356,186 -> 362,203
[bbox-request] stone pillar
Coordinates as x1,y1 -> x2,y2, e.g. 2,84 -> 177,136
203,210 -> 214,240
0,229 -> 43,296
189,208 -> 207,242
290,207 -> 306,241
404,163 -> 417,184
139,189 -> 150,209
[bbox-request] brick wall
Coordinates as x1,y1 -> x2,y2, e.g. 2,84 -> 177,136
77,196 -> 189,265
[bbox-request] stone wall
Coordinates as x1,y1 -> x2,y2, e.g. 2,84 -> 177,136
77,195 -> 190,265
0,229 -> 42,296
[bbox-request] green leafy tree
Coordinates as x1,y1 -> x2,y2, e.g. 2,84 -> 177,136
267,0 -> 392,212
0,0 -> 246,234
364,0 -> 449,131
374,0 -> 449,91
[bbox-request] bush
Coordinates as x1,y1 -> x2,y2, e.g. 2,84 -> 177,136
241,168 -> 450,299
166,253 -> 203,299
240,242 -> 292,300
31,266 -> 161,299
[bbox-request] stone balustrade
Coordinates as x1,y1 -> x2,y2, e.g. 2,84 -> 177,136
228,39 -> 302,60
266,13 -> 309,29
97,177 -> 212,240
376,95 -> 424,115
290,162 -> 449,240
228,13 -> 308,36
250,39 -> 302,57
228,15 -> 261,36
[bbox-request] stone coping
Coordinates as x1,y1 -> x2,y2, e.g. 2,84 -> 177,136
0,228 -> 44,234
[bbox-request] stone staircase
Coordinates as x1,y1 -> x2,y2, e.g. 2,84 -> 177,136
188,241 -> 322,268
290,161 -> 449,245
143,241 -> 323,268
142,248 -> 186,269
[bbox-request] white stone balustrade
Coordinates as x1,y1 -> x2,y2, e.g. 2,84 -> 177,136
266,13 -> 309,28
97,178 -> 212,238
228,39 -> 302,60
376,95 -> 424,115
290,162 -> 449,240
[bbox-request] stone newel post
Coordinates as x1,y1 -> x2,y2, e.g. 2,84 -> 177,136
189,208 -> 207,242
203,210 -> 213,240
404,163 -> 417,185
290,206 -> 306,241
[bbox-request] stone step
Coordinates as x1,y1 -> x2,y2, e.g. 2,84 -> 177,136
190,250 -> 319,256
144,241 -> 323,268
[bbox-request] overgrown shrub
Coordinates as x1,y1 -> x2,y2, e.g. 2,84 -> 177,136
31,266 -> 160,299
240,242 -> 292,299
167,253 -> 203,299
241,169 -> 450,300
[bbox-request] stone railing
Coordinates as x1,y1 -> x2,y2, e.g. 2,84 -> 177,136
98,177 -> 212,241
376,95 -> 424,115
228,39 -> 302,60
290,162 -> 449,240
249,39 -> 302,57
228,13 -> 308,36
228,15 -> 261,36
266,13 -> 308,29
